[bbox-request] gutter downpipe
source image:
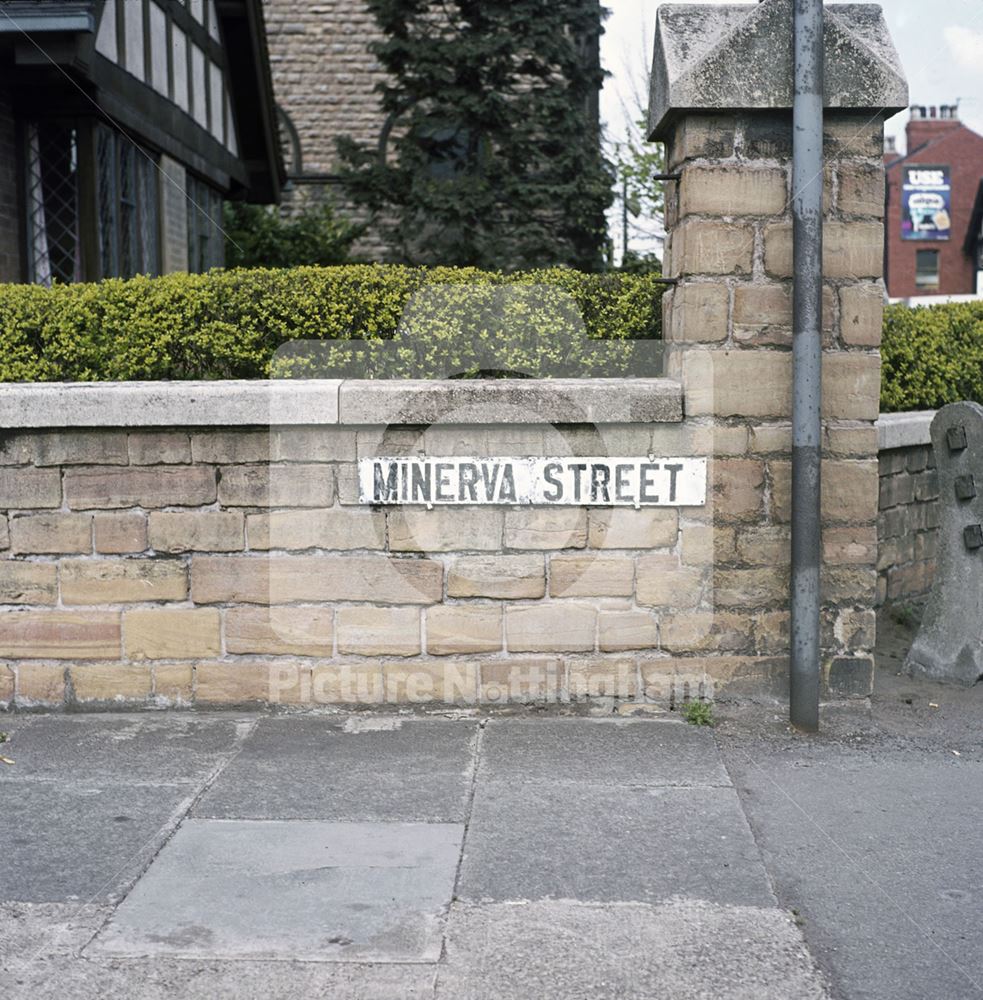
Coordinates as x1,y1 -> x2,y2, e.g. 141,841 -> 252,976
790,0 -> 824,732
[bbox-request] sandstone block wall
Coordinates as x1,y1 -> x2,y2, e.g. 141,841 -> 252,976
875,413 -> 940,607
661,111 -> 887,698
877,442 -> 938,605
0,367 -> 885,712
0,367 -> 910,711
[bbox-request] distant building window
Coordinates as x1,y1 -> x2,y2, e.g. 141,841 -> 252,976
25,122 -> 82,286
186,175 -> 224,272
96,125 -> 160,279
419,124 -> 477,180
915,248 -> 940,288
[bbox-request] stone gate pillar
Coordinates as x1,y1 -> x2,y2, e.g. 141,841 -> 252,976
649,0 -> 907,697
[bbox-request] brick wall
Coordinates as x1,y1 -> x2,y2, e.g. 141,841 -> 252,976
876,414 -> 940,606
0,90 -> 21,282
884,118 -> 983,298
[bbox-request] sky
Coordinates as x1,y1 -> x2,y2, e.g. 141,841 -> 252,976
600,0 -> 983,255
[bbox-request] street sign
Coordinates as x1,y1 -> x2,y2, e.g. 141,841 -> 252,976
359,456 -> 707,507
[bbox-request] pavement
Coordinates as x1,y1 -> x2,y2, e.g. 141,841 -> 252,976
1,610 -> 982,999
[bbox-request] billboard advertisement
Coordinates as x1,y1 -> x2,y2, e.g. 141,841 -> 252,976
902,165 -> 951,240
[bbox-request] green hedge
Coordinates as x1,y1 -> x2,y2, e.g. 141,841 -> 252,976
0,265 -> 665,381
881,300 -> 983,412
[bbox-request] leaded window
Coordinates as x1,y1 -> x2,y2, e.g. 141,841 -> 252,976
186,174 -> 224,272
25,122 -> 82,286
96,124 -> 160,279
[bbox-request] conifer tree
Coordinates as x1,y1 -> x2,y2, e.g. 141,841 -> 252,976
338,0 -> 613,272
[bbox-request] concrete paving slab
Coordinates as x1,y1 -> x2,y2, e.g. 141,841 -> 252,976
90,819 -> 463,963
1,955 -> 436,1000
722,745 -> 983,1000
0,715 -> 245,785
0,902 -> 110,962
0,782 -> 190,903
457,782 -> 774,906
479,717 -> 729,787
435,899 -> 830,999
194,717 -> 477,821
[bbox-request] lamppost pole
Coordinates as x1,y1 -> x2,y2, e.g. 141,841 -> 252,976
790,0 -> 824,732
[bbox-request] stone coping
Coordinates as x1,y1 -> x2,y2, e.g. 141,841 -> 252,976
648,0 -> 907,139
0,379 -> 684,429
876,410 -> 935,451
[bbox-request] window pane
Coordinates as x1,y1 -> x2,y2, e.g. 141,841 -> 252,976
149,1 -> 168,95
97,125 -> 118,278
123,0 -> 145,81
208,187 -> 224,269
119,141 -> 138,277
915,249 -> 939,288
138,153 -> 160,275
172,28 -> 189,112
26,122 -> 82,286
185,177 -> 223,272
186,175 -> 200,271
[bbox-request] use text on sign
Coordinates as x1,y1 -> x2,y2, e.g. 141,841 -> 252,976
358,457 -> 707,507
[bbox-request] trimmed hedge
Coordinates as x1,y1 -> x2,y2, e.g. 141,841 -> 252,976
0,265 -> 666,382
881,300 -> 983,412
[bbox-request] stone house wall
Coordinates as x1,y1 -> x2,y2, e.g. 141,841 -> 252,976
263,0 -> 399,260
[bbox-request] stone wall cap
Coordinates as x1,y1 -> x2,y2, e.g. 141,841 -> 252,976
648,0 -> 908,140
0,379 -> 684,428
0,381 -> 342,428
877,410 -> 935,451
339,378 -> 684,425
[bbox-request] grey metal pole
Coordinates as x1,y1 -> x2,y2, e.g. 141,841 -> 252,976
790,0 -> 824,732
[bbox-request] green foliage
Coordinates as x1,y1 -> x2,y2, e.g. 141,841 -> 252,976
223,202 -> 361,269
614,250 -> 662,275
681,700 -> 714,727
881,301 -> 983,412
612,116 -> 666,261
337,0 -> 613,272
0,265 -> 664,382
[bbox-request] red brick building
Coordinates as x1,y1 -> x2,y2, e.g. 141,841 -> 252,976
884,106 -> 983,299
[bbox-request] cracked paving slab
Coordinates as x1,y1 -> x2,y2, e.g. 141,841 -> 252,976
434,899 -> 830,1000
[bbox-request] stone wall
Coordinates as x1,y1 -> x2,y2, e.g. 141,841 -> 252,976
657,110 -> 886,699
876,412 -> 938,606
0,375 -> 887,712
0,379 -> 763,711
0,386 -> 946,712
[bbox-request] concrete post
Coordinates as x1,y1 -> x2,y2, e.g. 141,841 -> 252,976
649,0 -> 907,698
